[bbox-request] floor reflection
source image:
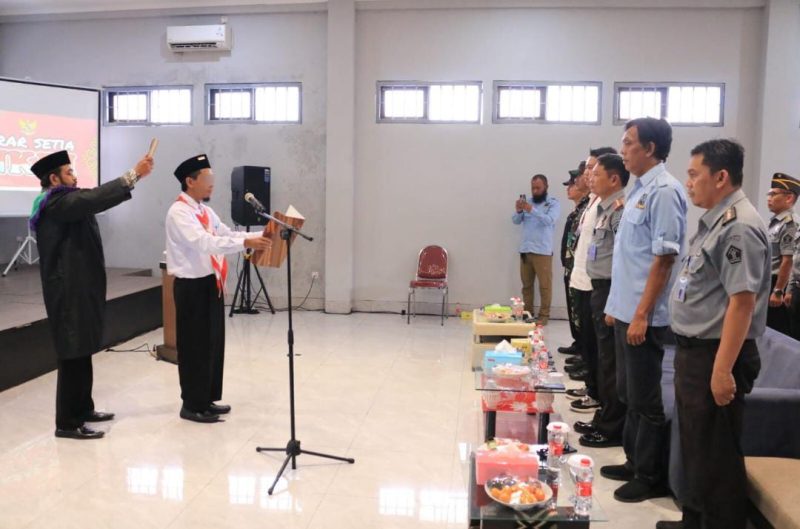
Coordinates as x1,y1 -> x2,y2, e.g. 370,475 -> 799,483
378,487 -> 467,524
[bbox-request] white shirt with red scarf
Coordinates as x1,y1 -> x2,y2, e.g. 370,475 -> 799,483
165,192 -> 259,281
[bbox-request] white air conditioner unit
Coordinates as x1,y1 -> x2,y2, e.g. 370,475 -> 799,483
167,24 -> 231,52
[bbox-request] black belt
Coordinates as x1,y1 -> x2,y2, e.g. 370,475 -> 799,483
590,279 -> 611,288
675,334 -> 755,349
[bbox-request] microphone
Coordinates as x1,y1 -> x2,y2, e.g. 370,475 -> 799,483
244,192 -> 266,213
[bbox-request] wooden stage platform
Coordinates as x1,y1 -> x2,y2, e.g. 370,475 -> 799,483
0,265 -> 162,391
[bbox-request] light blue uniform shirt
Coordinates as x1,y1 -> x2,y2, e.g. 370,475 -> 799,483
512,196 -> 561,255
604,163 -> 687,326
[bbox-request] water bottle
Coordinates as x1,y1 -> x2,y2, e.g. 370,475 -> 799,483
574,458 -> 594,516
537,348 -> 549,374
547,424 -> 565,469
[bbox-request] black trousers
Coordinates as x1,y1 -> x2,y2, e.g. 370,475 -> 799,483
790,285 -> 800,341
174,275 -> 226,412
615,320 -> 668,485
766,275 -> 790,336
674,337 -> 760,529
589,280 -> 625,439
56,356 -> 95,429
564,269 -> 580,344
574,288 -> 598,399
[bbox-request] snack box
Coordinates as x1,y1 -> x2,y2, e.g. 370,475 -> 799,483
475,438 -> 540,485
510,338 -> 531,355
483,350 -> 522,372
483,304 -> 512,314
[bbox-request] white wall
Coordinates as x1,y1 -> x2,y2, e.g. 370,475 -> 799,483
0,11 -> 328,305
352,6 -> 765,315
2,1 -> 798,316
756,0 -> 800,218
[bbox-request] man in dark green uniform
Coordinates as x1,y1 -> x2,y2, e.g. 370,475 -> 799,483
558,161 -> 587,356
30,150 -> 154,440
658,139 -> 768,529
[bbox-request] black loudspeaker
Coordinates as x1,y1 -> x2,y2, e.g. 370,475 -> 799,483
231,166 -> 271,226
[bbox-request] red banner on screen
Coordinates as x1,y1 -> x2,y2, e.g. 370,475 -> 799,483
0,110 -> 98,189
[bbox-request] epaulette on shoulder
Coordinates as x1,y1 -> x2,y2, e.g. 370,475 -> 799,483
722,207 -> 737,226
612,198 -> 624,211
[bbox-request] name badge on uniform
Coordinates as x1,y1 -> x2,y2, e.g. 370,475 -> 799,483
588,244 -> 597,261
675,276 -> 687,302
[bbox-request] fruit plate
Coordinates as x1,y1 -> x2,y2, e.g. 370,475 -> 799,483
484,475 -> 553,511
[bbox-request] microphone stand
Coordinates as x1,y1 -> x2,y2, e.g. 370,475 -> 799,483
251,207 -> 354,495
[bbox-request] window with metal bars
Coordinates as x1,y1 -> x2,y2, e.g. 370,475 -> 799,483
105,86 -> 192,125
614,83 -> 724,126
206,83 -> 301,123
493,82 -> 601,124
377,82 -> 482,123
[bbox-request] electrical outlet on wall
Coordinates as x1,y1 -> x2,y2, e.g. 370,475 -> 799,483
311,271 -> 320,280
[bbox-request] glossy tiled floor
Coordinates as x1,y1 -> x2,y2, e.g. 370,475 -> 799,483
0,312 -> 682,528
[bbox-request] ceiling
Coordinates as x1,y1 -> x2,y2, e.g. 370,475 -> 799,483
0,0 -> 766,18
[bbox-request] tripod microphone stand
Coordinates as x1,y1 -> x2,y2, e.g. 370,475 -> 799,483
229,226 -> 275,317
251,208 -> 354,495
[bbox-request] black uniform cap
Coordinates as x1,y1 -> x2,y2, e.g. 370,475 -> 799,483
771,173 -> 800,196
174,154 -> 211,182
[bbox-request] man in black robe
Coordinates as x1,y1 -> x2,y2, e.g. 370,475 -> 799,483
30,150 -> 153,440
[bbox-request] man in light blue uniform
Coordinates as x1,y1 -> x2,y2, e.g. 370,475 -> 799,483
513,174 -> 560,324
601,117 -> 688,503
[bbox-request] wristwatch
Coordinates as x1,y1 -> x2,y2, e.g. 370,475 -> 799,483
773,288 -> 784,297
122,168 -> 140,188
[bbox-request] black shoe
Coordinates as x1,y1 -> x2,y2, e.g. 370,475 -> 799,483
82,411 -> 115,422
564,362 -> 585,374
566,387 -> 587,400
579,432 -> 622,448
569,369 -> 588,381
573,420 -> 596,435
180,407 -> 221,423
208,403 -> 231,415
55,425 -> 105,440
613,478 -> 670,503
570,396 -> 601,413
656,522 -> 683,529
558,344 -> 579,355
565,356 -> 582,365
600,463 -> 635,481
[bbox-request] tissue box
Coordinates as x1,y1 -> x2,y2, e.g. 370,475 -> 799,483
475,440 -> 540,485
483,350 -> 522,372
481,391 -> 539,413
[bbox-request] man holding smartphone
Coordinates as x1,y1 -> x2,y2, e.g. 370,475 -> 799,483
512,174 -> 560,325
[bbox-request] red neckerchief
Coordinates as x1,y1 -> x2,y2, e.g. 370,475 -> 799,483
176,195 -> 228,296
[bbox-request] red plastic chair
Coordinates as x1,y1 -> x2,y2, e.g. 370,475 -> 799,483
407,245 -> 449,326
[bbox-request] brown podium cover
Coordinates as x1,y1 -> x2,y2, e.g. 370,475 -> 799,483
252,205 -> 305,268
